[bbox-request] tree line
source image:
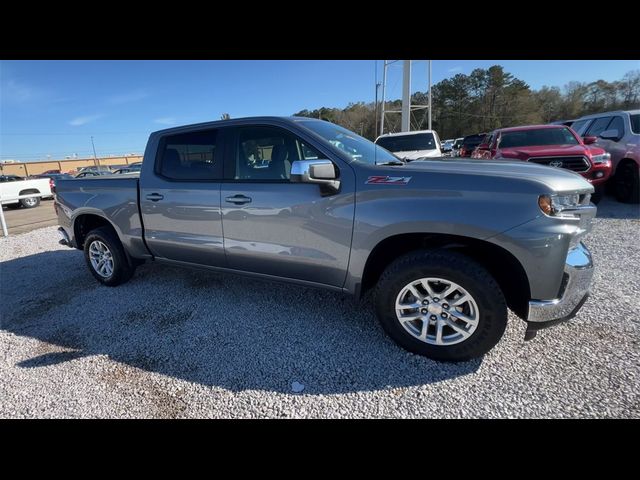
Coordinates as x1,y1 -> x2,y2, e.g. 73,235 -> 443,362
293,66 -> 640,141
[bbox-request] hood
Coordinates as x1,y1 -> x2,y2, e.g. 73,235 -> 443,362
405,158 -> 592,192
497,144 -> 593,160
396,150 -> 441,160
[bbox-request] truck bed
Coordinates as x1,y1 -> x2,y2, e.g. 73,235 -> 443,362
55,174 -> 149,258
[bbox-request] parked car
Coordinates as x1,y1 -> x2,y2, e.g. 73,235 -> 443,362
569,110 -> 639,203
0,174 -> 26,182
41,169 -> 62,175
441,139 -> 455,155
34,173 -> 75,193
471,125 -> 612,203
375,129 -> 442,161
0,176 -> 52,208
458,133 -> 486,157
113,164 -> 142,174
75,171 -> 112,178
451,137 -> 464,155
55,116 -> 597,362
77,165 -> 113,174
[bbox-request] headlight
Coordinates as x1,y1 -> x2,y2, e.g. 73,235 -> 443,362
591,152 -> 611,164
538,193 -> 582,217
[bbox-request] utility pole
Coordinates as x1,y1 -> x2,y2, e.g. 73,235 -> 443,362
428,60 -> 432,130
91,136 -> 98,166
401,60 -> 411,132
380,60 -> 387,136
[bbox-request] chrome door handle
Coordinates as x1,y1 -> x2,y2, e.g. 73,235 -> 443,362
145,193 -> 164,202
225,194 -> 252,205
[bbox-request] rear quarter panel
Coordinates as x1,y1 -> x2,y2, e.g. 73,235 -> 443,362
55,176 -> 150,258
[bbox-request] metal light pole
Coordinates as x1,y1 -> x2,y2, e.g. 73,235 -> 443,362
401,60 -> 411,132
428,60 -> 432,130
91,136 -> 98,166
380,60 -> 387,136
374,81 -> 381,139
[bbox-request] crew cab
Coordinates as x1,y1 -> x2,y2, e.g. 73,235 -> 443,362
55,117 -> 597,361
472,125 -> 612,202
570,110 -> 640,204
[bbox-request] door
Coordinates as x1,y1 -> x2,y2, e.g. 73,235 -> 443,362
590,115 -> 626,169
140,127 -> 227,266
221,125 -> 355,287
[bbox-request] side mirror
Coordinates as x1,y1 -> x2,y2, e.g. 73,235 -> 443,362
290,160 -> 340,194
582,136 -> 598,145
476,143 -> 489,150
599,129 -> 620,141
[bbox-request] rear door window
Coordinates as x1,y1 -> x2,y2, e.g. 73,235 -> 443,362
157,129 -> 222,181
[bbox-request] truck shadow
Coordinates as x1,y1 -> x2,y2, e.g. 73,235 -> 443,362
1,250 -> 481,395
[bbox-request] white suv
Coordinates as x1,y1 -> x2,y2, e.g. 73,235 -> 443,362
571,110 -> 640,203
375,129 -> 442,161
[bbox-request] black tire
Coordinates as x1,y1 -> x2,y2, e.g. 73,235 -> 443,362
83,226 -> 135,286
615,161 -> 640,204
591,185 -> 603,205
19,196 -> 40,208
374,249 -> 508,362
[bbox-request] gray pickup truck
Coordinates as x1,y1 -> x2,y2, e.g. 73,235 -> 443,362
55,117 -> 597,361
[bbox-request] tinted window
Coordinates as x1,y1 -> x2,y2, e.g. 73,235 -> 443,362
570,119 -> 591,136
499,128 -> 579,148
159,129 -> 221,181
300,120 -> 398,166
462,134 -> 485,148
234,126 -> 325,181
585,117 -> 613,137
376,133 -> 437,152
631,114 -> 640,134
606,116 -> 624,139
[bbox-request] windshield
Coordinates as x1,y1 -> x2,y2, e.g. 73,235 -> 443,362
462,135 -> 485,148
375,133 -> 437,152
499,127 -> 579,148
299,120 -> 400,165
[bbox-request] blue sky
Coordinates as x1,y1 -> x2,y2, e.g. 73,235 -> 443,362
1,60 -> 638,161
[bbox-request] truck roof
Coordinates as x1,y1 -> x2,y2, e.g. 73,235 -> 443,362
151,116 -> 324,136
376,130 -> 437,139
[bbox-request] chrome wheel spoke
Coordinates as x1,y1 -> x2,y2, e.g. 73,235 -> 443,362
439,283 -> 458,300
435,319 -> 444,345
419,319 -> 429,340
420,280 -> 436,298
444,318 -> 472,338
395,276 -> 479,347
451,294 -> 470,306
406,284 -> 423,301
449,309 -> 477,325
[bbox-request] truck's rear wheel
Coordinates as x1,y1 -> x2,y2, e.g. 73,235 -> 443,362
375,250 -> 508,362
19,196 -> 40,208
615,162 -> 640,204
83,227 -> 135,286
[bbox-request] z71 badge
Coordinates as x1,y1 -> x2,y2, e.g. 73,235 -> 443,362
365,176 -> 412,185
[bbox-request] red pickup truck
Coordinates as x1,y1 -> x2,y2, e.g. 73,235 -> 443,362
472,125 -> 612,202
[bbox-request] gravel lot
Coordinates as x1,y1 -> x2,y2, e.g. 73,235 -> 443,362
1,196 -> 639,418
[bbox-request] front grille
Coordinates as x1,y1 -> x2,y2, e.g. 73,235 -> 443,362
527,156 -> 590,172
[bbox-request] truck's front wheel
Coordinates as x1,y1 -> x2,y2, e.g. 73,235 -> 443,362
375,250 -> 508,362
83,227 -> 135,286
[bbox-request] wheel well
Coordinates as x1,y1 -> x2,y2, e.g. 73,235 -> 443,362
18,188 -> 39,196
360,233 -> 531,319
73,214 -> 116,249
615,158 -> 639,175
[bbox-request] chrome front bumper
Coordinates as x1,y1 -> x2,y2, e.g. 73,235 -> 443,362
527,242 -> 593,323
